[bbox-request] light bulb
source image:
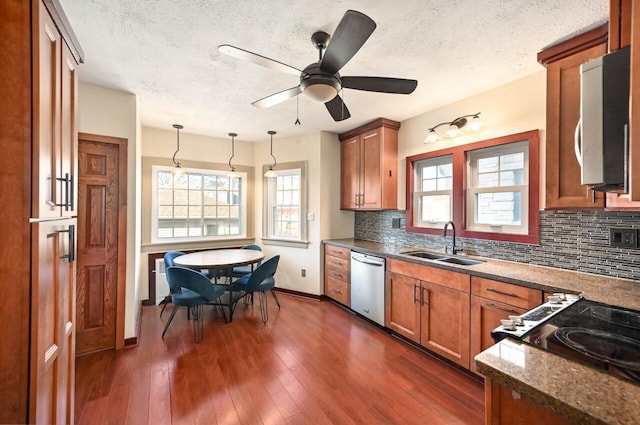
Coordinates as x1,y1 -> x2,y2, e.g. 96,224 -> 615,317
425,131 -> 439,143
469,116 -> 482,131
445,124 -> 460,138
264,168 -> 277,178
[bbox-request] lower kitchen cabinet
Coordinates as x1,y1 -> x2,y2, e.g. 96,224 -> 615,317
386,258 -> 471,369
485,380 -> 573,425
470,277 -> 542,374
324,245 -> 351,306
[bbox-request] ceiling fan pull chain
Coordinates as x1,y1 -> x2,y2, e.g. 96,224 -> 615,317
295,95 -> 301,125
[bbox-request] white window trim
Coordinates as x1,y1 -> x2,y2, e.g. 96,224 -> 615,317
466,141 -> 529,234
413,155 -> 453,229
261,161 -> 309,248
151,164 -> 247,243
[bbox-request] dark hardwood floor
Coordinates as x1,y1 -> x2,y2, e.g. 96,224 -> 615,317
75,293 -> 484,425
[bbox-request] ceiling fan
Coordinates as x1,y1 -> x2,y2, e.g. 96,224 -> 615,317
218,10 -> 418,122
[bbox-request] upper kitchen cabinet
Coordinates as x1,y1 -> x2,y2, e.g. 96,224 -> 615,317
34,0 -> 80,219
538,25 -> 607,209
339,118 -> 399,210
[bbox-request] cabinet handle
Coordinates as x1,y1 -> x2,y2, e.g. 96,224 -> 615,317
58,224 -> 75,263
332,288 -> 342,294
486,303 -> 518,314
47,173 -> 72,209
68,174 -> 74,211
421,287 -> 428,306
486,288 -> 518,298
413,284 -> 419,304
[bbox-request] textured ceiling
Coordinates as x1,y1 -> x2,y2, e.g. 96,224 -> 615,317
58,0 -> 608,142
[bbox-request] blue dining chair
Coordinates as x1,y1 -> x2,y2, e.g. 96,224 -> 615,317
231,244 -> 262,278
228,255 -> 280,323
159,251 -> 185,317
162,266 -> 227,343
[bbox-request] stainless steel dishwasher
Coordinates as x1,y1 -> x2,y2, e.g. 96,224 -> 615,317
350,251 -> 386,326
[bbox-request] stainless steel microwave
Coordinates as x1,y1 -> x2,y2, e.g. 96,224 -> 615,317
576,46 -> 630,192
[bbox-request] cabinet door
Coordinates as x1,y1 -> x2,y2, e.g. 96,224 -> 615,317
31,219 -> 76,425
340,136 -> 360,209
60,43 -> 78,217
469,296 -> 527,375
545,42 -> 606,209
385,271 -> 421,343
360,129 -> 382,209
34,5 -> 62,218
420,281 -> 470,368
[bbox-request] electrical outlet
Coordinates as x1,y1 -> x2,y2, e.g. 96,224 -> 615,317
301,269 -> 306,277
610,228 -> 638,248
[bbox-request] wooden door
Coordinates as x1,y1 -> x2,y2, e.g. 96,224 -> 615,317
385,271 -> 421,343
469,296 -> 527,374
360,129 -> 382,209
420,281 -> 470,368
340,136 -> 360,209
76,140 -> 120,354
30,219 -> 76,424
544,42 -> 606,209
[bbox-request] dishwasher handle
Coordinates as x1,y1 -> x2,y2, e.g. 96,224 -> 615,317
351,254 -> 384,267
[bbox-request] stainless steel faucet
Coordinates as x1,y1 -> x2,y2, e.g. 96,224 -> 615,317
443,221 -> 457,255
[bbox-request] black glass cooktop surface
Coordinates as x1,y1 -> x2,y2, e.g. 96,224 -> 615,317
522,298 -> 640,384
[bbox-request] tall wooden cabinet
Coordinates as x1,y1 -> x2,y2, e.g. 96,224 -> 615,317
0,0 -> 83,423
538,25 -> 608,209
386,259 -> 471,369
339,118 -> 399,210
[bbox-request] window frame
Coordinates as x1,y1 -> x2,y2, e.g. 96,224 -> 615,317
150,164 -> 248,243
262,161 -> 309,248
406,130 -> 539,244
466,141 -> 529,234
413,154 -> 454,229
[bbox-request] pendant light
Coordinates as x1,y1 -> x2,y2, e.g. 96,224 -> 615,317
172,124 -> 184,175
227,132 -> 239,177
264,130 -> 278,178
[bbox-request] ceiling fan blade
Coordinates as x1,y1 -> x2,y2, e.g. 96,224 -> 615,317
342,76 -> 418,94
252,86 -> 302,108
320,10 -> 376,75
218,44 -> 301,76
325,95 -> 351,121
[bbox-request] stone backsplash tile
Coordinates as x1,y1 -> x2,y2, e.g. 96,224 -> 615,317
354,210 -> 640,281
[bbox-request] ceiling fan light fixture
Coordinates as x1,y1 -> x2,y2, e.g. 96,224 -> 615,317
300,69 -> 341,102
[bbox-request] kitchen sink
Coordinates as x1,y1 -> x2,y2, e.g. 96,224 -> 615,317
401,251 -> 448,260
436,256 -> 484,266
401,250 -> 484,266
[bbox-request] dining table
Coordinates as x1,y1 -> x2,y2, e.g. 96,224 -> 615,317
173,248 -> 265,321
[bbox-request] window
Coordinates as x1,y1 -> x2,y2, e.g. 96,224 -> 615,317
406,130 -> 539,244
263,161 -> 308,247
151,165 -> 247,242
467,141 -> 529,234
413,155 -> 453,228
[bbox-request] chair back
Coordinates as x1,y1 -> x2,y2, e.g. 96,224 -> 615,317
241,244 -> 261,251
237,255 -> 279,293
164,251 -> 185,268
166,266 -> 225,302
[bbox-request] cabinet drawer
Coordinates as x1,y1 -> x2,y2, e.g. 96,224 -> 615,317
325,244 -> 351,259
325,277 -> 349,306
325,265 -> 350,282
325,254 -> 350,271
387,258 -> 470,292
471,277 -> 542,310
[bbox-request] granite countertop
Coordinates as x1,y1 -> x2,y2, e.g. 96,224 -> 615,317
323,238 -> 640,425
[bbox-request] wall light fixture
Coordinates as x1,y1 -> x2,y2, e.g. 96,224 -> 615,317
425,112 -> 482,143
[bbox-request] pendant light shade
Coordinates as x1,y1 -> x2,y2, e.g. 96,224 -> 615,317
264,130 -> 278,178
172,124 -> 184,175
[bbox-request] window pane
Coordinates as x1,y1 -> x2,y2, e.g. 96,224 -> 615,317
173,221 -> 188,237
174,189 -> 188,205
478,156 -> 499,173
188,174 -> 202,189
420,195 -> 450,223
174,174 -> 188,189
437,176 -> 452,190
157,188 -> 173,205
422,166 -> 436,179
158,172 -> 173,188
174,205 -> 187,217
188,206 -> 201,218
438,163 -> 452,178
423,179 -> 437,191
188,189 -> 200,204
476,192 -> 522,225
500,170 -> 524,186
500,152 -> 524,170
478,172 -> 499,187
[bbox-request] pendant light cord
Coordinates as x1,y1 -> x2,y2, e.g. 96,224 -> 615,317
268,130 -> 277,170
172,124 -> 183,167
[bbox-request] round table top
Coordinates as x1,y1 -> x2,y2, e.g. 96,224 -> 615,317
173,248 -> 265,269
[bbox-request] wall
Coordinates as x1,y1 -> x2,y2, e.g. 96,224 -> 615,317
355,70 -> 640,285
78,83 -> 141,339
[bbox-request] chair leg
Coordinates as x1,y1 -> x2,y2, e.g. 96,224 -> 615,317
258,291 -> 269,324
159,295 -> 172,317
271,289 -> 281,309
192,305 -> 203,343
162,304 -> 179,337
217,298 -> 228,323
